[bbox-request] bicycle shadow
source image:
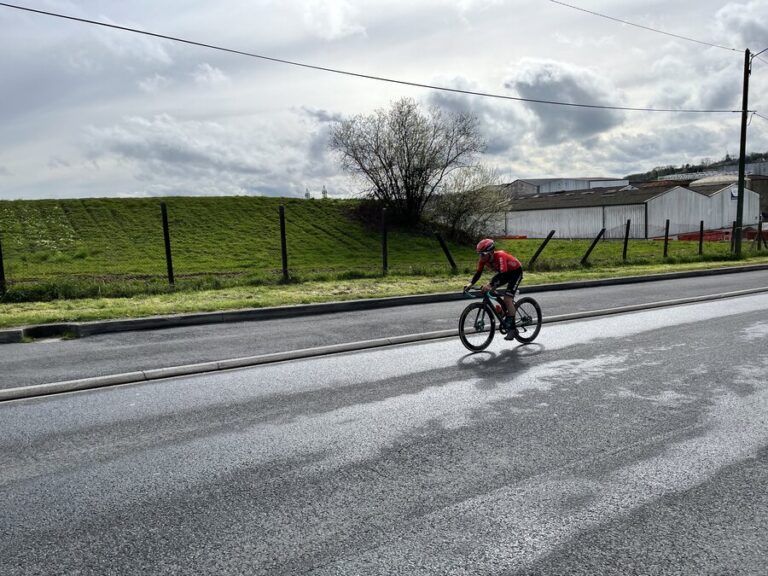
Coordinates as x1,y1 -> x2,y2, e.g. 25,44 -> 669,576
456,342 -> 546,390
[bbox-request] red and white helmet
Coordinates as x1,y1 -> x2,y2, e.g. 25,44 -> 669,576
476,238 -> 495,254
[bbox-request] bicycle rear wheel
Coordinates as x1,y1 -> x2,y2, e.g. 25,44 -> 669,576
458,302 -> 496,351
513,297 -> 542,344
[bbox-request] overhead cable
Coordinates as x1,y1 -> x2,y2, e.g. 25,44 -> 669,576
549,0 -> 741,53
0,1 -> 744,114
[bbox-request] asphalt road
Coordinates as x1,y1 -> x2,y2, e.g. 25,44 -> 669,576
1,269 -> 768,390
1,292 -> 767,575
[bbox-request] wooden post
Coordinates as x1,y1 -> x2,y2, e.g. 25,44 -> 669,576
622,219 -> 631,261
663,219 -> 670,258
160,203 -> 175,285
279,205 -> 289,282
731,220 -> 737,253
698,220 -> 704,255
435,233 -> 457,272
0,233 -> 6,295
758,219 -> 764,251
381,208 -> 388,275
528,230 -> 555,270
581,228 -> 605,266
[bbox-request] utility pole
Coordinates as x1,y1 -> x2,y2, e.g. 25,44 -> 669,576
735,48 -> 751,257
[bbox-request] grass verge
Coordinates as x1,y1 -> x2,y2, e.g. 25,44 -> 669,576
2,257 -> 767,330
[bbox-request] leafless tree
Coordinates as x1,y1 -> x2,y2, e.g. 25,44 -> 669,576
330,97 -> 486,225
425,165 -> 510,242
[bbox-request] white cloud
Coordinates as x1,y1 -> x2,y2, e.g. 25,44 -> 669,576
302,0 -> 365,41
138,73 -> 172,93
0,0 -> 763,199
192,63 -> 230,87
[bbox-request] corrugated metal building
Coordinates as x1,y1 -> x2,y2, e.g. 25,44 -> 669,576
502,181 -> 761,239
505,177 -> 629,197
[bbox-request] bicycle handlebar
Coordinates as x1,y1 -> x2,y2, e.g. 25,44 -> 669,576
463,287 -> 501,298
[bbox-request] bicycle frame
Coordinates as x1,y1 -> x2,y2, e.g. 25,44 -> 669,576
464,288 -> 510,325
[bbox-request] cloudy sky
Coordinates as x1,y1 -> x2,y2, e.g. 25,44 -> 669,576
1,0 -> 767,200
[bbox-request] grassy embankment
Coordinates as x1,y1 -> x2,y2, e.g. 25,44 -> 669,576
1,196 -> 766,328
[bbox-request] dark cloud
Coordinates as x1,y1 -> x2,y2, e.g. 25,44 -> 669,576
426,76 -> 529,158
600,124 -> 724,166
301,107 -> 344,124
47,157 -> 71,169
86,116 -> 270,178
305,124 -> 339,179
714,2 -> 768,49
504,60 -> 625,145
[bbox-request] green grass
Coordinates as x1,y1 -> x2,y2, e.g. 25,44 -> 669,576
0,196 -> 474,300
1,195 -> 767,328
1,257 -> 767,329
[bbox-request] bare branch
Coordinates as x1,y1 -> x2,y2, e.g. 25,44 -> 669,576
329,97 -> 486,224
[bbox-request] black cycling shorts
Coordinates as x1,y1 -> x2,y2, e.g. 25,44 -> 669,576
491,268 -> 523,295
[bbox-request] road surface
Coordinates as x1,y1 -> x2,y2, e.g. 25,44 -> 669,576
2,268 -> 768,389
2,292 -> 767,574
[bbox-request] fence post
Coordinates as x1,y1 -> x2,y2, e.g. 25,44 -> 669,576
528,230 -> 555,270
160,202 -> 175,285
279,205 -> 289,282
0,233 -> 6,295
699,220 -> 704,255
663,219 -> 670,258
622,219 -> 631,261
434,233 -> 457,272
381,208 -> 388,275
581,228 -> 605,266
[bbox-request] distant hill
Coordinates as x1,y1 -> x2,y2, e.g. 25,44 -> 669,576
624,151 -> 768,182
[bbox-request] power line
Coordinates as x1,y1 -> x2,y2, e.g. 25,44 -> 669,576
755,112 -> 768,122
753,50 -> 768,68
549,0 -> 741,53
0,1 -> 744,115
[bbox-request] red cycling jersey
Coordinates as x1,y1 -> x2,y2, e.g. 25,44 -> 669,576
476,250 -> 521,273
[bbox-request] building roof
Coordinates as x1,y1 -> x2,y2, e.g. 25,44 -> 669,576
507,182 -> 736,211
690,174 -> 740,186
514,177 -> 625,186
508,184 -> 668,210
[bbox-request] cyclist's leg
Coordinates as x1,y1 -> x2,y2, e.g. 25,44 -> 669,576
503,269 -> 523,320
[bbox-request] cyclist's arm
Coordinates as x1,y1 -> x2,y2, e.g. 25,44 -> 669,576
466,260 -> 485,289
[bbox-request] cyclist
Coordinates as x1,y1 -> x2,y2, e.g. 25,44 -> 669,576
464,238 -> 523,340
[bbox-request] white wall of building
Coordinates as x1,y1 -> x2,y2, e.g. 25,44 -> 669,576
710,185 -> 761,229
646,187 -> 711,237
506,207 -> 604,238
604,205 -> 646,238
503,186 -> 762,239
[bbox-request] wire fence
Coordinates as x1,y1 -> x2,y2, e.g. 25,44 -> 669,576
0,200 -> 765,302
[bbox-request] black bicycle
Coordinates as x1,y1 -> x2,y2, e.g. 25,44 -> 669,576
458,288 -> 542,351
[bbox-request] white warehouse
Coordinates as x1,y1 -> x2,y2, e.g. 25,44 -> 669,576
502,180 -> 761,239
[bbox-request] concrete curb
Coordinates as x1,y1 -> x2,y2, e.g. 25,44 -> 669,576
4,284 -> 767,403
2,263 -> 768,344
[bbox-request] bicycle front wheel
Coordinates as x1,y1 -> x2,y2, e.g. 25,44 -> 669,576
458,302 -> 496,352
513,297 -> 542,343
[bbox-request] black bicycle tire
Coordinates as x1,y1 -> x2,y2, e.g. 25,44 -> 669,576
513,297 -> 542,344
458,302 -> 496,352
